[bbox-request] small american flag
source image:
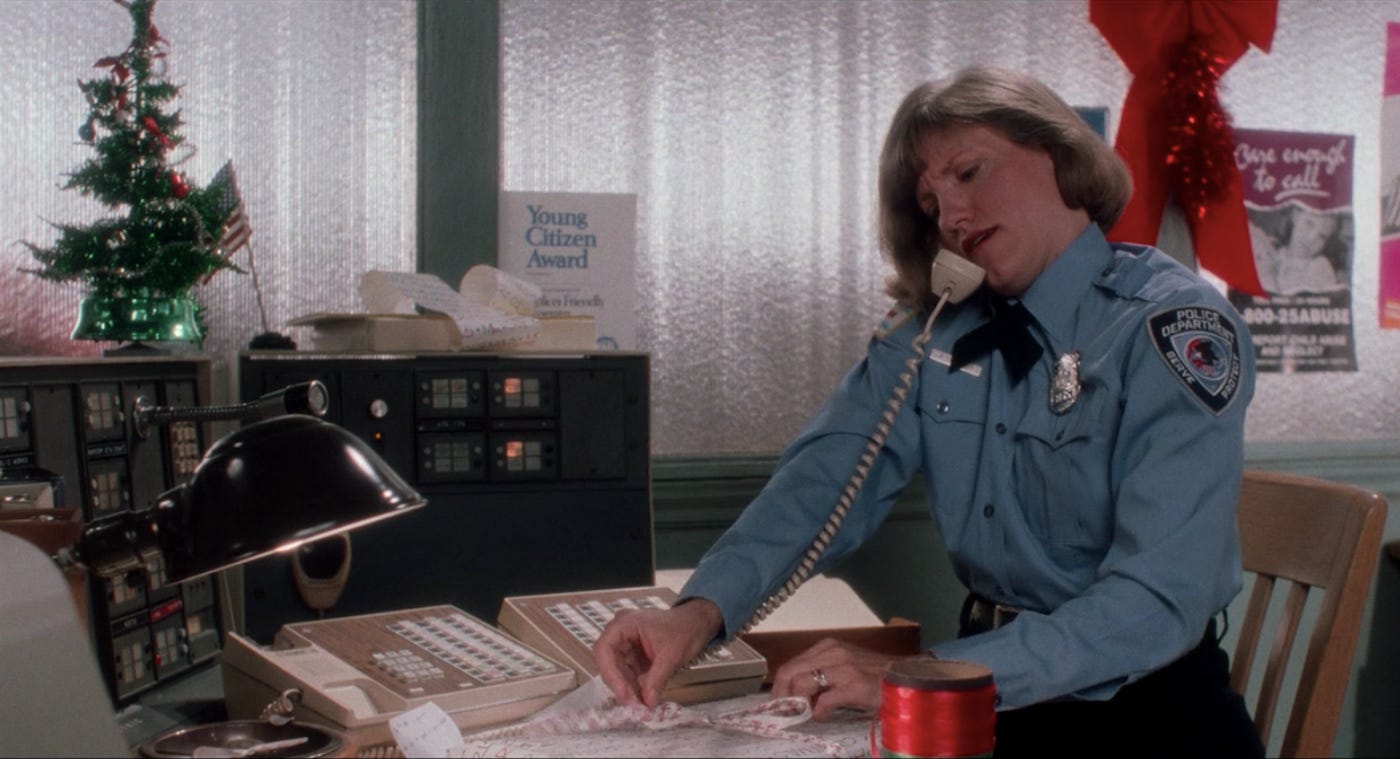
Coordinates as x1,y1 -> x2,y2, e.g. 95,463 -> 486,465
209,160 -> 252,257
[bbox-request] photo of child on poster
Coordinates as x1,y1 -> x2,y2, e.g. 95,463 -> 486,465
1228,129 -> 1358,372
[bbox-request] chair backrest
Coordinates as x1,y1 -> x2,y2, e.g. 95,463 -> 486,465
1230,469 -> 1388,758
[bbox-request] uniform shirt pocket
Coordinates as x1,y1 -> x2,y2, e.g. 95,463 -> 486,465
1012,388 -> 1114,554
917,363 -> 988,505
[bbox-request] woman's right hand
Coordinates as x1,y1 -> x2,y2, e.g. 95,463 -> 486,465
593,598 -> 723,707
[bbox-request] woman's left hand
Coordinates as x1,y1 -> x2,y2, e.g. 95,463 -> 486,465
769,638 -> 904,720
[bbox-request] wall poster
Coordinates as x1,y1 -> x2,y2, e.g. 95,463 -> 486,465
1381,21 -> 1400,329
1226,128 -> 1357,372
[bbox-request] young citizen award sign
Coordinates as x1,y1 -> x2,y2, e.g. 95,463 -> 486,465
499,191 -> 638,350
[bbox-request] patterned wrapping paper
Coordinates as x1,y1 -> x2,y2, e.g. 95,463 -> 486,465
387,676 -> 870,759
455,693 -> 870,759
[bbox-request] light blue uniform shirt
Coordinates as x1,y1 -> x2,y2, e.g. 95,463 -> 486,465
681,224 -> 1255,710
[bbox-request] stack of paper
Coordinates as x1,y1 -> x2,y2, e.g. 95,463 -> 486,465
290,266 -> 599,352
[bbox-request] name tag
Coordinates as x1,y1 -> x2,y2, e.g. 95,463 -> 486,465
927,348 -> 982,378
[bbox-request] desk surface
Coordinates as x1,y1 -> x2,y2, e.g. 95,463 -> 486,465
115,574 -> 888,756
119,664 -> 228,751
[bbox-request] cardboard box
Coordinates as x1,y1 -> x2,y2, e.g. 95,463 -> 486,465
652,569 -> 924,686
529,316 -> 597,351
740,617 -> 923,686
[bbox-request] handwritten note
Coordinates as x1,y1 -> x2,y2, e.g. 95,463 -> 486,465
390,702 -> 465,758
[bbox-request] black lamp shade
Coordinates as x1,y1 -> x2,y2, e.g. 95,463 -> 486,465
149,414 -> 425,583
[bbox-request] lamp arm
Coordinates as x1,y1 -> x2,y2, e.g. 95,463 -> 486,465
133,380 -> 329,439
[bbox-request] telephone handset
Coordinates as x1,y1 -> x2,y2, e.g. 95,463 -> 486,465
926,247 -> 987,305
739,249 -> 985,634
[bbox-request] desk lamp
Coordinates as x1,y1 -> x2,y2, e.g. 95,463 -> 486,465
0,382 -> 427,756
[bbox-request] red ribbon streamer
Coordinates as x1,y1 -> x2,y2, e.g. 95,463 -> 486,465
1090,0 -> 1277,296
142,116 -> 171,148
874,678 -> 996,757
94,55 -> 130,84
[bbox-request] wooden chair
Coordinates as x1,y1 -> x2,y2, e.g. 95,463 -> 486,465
1230,469 -> 1388,758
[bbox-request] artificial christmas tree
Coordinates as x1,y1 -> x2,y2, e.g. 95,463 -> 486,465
24,0 -> 240,348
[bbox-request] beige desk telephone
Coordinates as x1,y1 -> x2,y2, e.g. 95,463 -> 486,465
221,605 -> 577,751
497,585 -> 767,703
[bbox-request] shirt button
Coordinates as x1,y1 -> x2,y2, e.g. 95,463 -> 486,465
995,422 -> 1006,434
936,401 -> 950,414
983,504 -> 995,518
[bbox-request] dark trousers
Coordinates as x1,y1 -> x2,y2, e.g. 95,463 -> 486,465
968,617 -> 1265,758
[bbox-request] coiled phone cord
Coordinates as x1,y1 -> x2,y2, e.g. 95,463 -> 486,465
737,287 -> 957,635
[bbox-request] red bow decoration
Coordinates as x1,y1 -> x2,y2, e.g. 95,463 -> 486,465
1090,0 -> 1277,295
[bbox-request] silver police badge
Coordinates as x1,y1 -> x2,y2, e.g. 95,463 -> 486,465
1049,351 -> 1080,415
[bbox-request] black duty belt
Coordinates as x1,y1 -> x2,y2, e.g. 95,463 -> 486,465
960,593 -> 1022,636
959,594 -> 1225,648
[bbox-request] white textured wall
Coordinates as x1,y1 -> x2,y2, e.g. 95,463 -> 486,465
5,0 -> 1398,457
502,0 -> 1400,456
1,0 -> 417,374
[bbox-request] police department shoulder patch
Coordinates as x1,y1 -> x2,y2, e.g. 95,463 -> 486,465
1147,307 -> 1243,415
873,305 -> 915,341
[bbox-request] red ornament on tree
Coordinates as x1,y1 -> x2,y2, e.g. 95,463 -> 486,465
142,115 -> 171,149
170,171 -> 189,199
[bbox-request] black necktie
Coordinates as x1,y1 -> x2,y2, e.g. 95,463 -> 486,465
949,296 -> 1044,384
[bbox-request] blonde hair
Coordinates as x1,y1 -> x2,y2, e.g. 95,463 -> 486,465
878,66 -> 1131,310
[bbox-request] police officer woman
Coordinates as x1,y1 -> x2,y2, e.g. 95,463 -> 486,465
594,66 -> 1263,757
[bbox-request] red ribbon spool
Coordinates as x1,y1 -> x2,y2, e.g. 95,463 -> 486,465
872,659 -> 996,758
